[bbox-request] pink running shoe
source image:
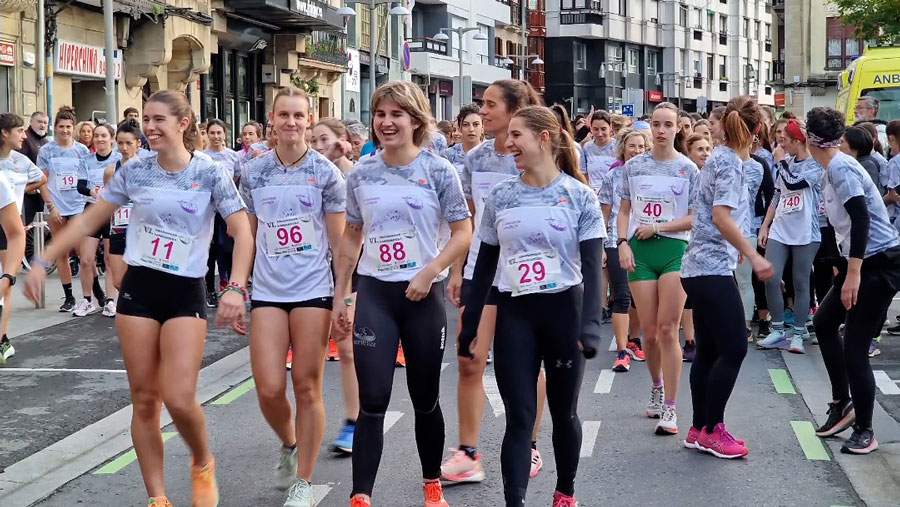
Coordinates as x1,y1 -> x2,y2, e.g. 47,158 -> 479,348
697,423 -> 749,459
683,426 -> 701,449
424,481 -> 449,507
440,449 -> 485,483
529,448 -> 543,478
552,491 -> 578,507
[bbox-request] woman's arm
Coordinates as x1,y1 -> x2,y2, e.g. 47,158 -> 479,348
406,218 -> 473,301
332,222 -> 365,340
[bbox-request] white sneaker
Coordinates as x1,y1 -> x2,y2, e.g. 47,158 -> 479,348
275,446 -> 298,491
529,448 -> 542,478
283,478 -> 314,507
647,385 -> 664,418
655,403 -> 678,435
73,299 -> 98,317
102,300 -> 117,317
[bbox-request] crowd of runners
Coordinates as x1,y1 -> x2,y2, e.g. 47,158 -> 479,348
0,77 -> 898,507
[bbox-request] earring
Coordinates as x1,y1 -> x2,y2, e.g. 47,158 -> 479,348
540,144 -> 545,151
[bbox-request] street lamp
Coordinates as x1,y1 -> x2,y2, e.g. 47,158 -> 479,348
501,54 -> 544,80
338,1 -> 410,116
433,27 -> 488,107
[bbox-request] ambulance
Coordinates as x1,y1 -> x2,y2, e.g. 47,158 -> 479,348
836,45 -> 900,123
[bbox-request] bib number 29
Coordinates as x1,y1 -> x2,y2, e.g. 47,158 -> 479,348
518,260 -> 546,284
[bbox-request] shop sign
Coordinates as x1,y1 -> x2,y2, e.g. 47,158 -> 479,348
55,40 -> 122,80
293,0 -> 324,19
648,90 -> 663,102
0,43 -> 14,66
774,93 -> 786,107
346,48 -> 360,93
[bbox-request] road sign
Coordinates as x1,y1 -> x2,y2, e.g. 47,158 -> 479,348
622,104 -> 634,117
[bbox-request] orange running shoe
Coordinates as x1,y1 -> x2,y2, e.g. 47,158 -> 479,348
350,494 -> 372,506
148,497 -> 173,507
327,339 -> 340,361
424,481 -> 449,507
191,458 -> 219,507
395,345 -> 406,368
286,347 -> 293,370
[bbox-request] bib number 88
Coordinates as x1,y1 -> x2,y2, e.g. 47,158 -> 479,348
379,242 -> 407,262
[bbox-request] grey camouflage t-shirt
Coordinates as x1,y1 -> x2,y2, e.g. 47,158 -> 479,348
461,139 -> 519,200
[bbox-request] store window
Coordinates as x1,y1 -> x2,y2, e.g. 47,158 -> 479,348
575,43 -> 587,70
0,66 -> 9,112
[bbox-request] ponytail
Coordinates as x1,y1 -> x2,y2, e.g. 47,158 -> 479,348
722,95 -> 761,151
555,129 -> 587,184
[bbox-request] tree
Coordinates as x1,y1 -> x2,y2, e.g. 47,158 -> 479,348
833,0 -> 900,44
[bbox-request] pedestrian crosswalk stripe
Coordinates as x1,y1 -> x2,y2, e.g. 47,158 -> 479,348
311,485 -> 332,505
211,378 -> 256,405
873,370 -> 900,395
768,369 -> 797,394
483,371 -> 505,417
593,369 -> 615,394
441,362 -> 450,371
790,421 -> 830,461
384,411 -> 403,434
608,337 -> 616,352
580,421 -> 601,458
94,432 -> 178,474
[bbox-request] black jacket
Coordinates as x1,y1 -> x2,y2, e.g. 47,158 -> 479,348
18,127 -> 49,164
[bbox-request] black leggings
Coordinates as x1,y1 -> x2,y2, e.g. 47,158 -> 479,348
605,247 -> 631,314
351,276 -> 447,497
814,226 -> 839,306
682,276 -> 748,431
494,287 -> 585,505
752,244 -> 768,313
813,256 -> 898,430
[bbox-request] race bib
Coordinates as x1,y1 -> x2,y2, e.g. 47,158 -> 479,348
112,205 -> 132,227
817,199 -> 826,215
504,250 -> 562,297
634,194 -> 675,225
265,215 -> 318,256
56,174 -> 77,191
781,191 -> 803,214
368,230 -> 423,272
137,224 -> 192,273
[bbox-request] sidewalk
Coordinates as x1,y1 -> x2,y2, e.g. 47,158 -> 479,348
7,272 -> 78,339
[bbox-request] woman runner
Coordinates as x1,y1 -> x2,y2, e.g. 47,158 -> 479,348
105,119 -> 142,290
441,104 -> 483,181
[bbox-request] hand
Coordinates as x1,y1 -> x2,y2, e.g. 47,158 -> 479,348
575,119 -> 585,130
232,319 -> 247,336
447,272 -> 463,308
215,290 -> 246,331
602,249 -> 608,269
757,226 -> 769,248
50,208 -> 62,223
406,266 -> 436,301
773,145 -> 786,163
750,254 -> 775,281
841,270 -> 861,310
634,224 -> 655,240
618,242 -> 636,273
90,189 -> 100,200
738,252 -> 745,264
23,265 -> 48,305
588,105 -> 595,124
331,300 -> 352,342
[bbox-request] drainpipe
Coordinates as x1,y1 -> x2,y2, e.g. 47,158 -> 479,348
103,0 -> 117,124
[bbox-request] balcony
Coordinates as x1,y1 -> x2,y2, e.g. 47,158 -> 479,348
529,11 -> 546,37
528,70 -> 545,92
301,31 -> 348,67
406,37 -> 448,56
559,0 -> 604,34
772,60 -> 785,81
772,0 -> 784,12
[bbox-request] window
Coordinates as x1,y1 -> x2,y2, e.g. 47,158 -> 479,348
826,17 -> 864,70
627,48 -> 639,73
0,66 -> 9,113
451,15 -> 467,59
575,42 -> 587,70
719,55 -> 727,78
765,61 -> 771,82
360,5 -> 371,51
679,4 -> 688,26
693,56 -> 702,76
755,20 -> 761,39
743,18 -> 750,38
693,8 -> 703,28
765,23 -> 771,39
619,0 -> 628,16
476,24 -> 490,64
647,50 -> 659,74
846,39 -> 860,57
719,14 -> 728,33
707,55 -> 714,79
607,44 -> 623,61
708,11 -> 715,31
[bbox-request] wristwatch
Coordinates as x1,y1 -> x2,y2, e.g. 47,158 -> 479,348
1,274 -> 16,286
616,238 -> 628,247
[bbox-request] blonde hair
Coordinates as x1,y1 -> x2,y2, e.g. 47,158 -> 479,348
145,90 -> 199,153
370,81 -> 434,148
76,121 -> 95,141
614,128 -> 651,162
685,133 -> 712,153
273,86 -> 311,111
511,106 -> 586,184
313,117 -> 348,139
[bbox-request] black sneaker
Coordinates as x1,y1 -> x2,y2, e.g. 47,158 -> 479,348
815,399 -> 855,437
206,292 -> 218,308
682,341 -> 696,362
758,320 -> 771,337
59,297 -> 76,312
841,425 -> 878,454
887,323 -> 900,336
602,308 -> 612,324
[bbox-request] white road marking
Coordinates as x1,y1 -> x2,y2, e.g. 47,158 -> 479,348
312,485 -> 332,505
441,362 -> 450,371
383,411 -> 404,434
594,369 -> 615,394
580,421 -> 602,457
608,337 -> 616,352
0,368 -> 127,373
874,370 -> 900,395
483,371 -> 505,417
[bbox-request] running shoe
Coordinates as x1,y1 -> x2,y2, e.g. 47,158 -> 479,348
395,345 -> 406,367
440,449 -> 485,483
276,446 -> 299,491
625,339 -> 646,361
349,495 -> 372,507
682,341 -> 696,362
284,478 -> 314,507
206,292 -> 218,308
602,308 -> 612,324
424,481 -> 449,507
0,339 -> 14,365
756,329 -> 788,349
697,423 -> 749,459
102,299 -> 117,317
326,339 -> 340,361
840,425 -> 878,455
655,404 -> 678,435
191,458 -> 219,507
147,498 -> 173,507
683,426 -> 702,449
788,333 -> 806,354
869,340 -> 882,358
784,309 -> 795,326
757,320 -> 771,337
612,350 -> 631,372
286,348 -> 293,370
59,297 -> 76,312
647,385 -> 664,418
332,423 -> 354,454
552,491 -> 578,507
73,299 -> 98,317
815,399 -> 855,437
529,448 -> 543,478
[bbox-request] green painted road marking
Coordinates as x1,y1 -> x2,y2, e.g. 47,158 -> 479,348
791,421 -> 830,461
211,378 -> 256,405
769,368 -> 797,394
94,432 -> 177,474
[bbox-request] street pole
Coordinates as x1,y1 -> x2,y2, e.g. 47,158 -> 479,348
369,0 -> 377,110
520,0 -> 526,80
458,36 -> 464,109
103,0 -> 117,125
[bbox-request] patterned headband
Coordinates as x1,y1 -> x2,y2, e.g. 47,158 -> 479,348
807,131 -> 842,149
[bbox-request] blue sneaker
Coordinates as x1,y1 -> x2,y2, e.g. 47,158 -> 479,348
756,329 -> 789,349
784,309 -> 795,327
332,423 -> 354,454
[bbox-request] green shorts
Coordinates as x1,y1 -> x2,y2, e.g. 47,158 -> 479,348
628,236 -> 688,282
